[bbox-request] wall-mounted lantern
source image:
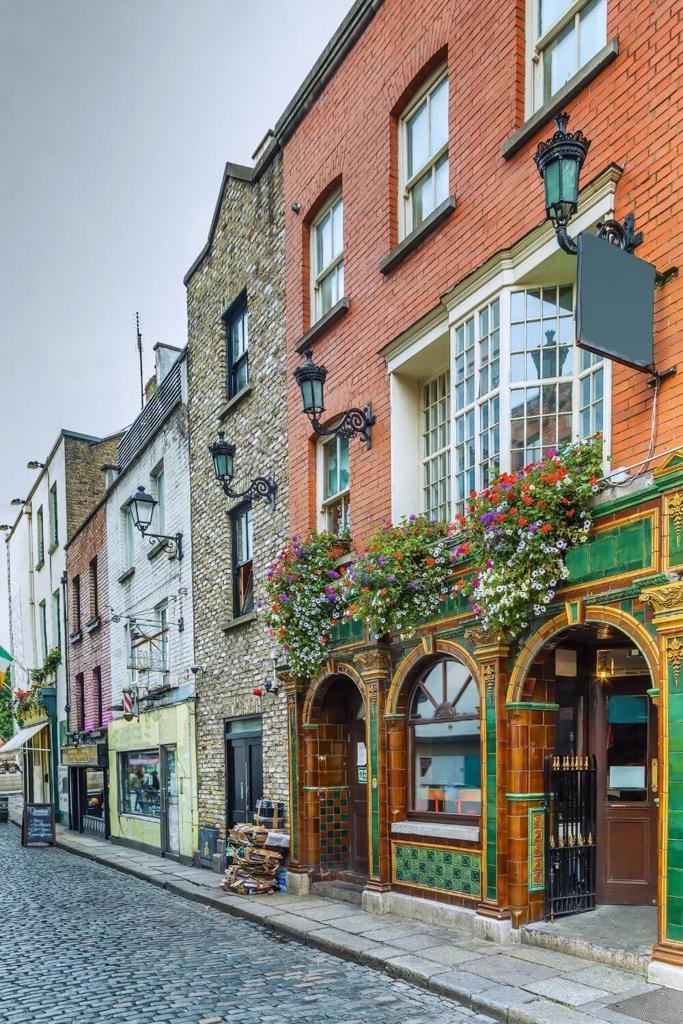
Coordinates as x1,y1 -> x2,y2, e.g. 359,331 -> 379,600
129,485 -> 183,560
208,432 -> 276,510
294,350 -> 376,450
534,112 -> 642,256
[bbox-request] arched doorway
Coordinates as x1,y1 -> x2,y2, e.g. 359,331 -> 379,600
515,615 -> 658,910
309,673 -> 368,880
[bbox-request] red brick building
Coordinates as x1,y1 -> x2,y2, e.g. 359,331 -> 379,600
64,495 -> 113,836
275,0 -> 683,985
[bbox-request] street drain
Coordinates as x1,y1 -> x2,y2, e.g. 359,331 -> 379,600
613,987 -> 683,1024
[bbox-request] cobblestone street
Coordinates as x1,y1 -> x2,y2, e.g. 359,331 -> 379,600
0,824 -> 494,1024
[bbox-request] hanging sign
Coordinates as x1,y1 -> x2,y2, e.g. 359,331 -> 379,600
21,803 -> 56,846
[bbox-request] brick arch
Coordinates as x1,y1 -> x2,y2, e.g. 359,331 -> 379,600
303,659 -> 366,725
506,605 -> 660,705
386,637 -> 481,717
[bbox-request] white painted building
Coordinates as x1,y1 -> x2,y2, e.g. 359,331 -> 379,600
5,429 -> 122,819
105,345 -> 197,859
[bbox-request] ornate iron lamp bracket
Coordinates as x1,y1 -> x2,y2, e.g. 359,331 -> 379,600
142,531 -> 183,560
221,475 -> 277,510
554,211 -> 643,257
309,404 -> 375,450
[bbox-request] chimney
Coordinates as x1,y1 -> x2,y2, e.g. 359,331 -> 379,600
153,343 -> 182,385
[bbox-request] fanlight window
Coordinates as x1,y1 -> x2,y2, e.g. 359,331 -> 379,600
409,658 -> 481,818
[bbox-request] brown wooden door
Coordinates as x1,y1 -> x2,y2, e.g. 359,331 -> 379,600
348,718 -> 369,876
594,679 -> 658,905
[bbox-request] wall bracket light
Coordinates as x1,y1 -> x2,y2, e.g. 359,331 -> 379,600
209,433 -> 277,510
294,350 -> 376,450
129,485 -> 183,560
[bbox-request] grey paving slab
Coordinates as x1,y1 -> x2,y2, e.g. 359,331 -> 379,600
430,968 -> 502,1001
507,944 -> 592,972
522,976 -> 610,1006
386,953 -> 458,983
563,964 -> 654,995
390,930 -> 456,952
325,911 -> 391,933
362,922 -> 427,942
509,999 -> 607,1024
293,902 -> 366,923
418,943 -> 484,966
268,912 -> 332,935
471,984 -> 538,1017
466,953 -> 559,985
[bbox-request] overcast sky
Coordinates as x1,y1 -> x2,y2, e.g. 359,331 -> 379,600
0,0 -> 354,642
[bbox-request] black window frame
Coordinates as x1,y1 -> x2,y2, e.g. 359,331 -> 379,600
224,292 -> 249,399
93,667 -> 102,729
230,501 -> 254,618
89,556 -> 99,619
72,575 -> 81,632
74,672 -> 85,732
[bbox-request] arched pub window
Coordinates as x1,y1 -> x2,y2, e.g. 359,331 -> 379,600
409,658 -> 481,820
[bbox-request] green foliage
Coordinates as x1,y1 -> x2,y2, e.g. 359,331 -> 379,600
0,665 -> 13,738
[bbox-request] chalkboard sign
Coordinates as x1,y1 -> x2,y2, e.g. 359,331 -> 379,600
21,803 -> 56,846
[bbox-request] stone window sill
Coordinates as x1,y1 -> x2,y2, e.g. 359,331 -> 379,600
35,559 -> 45,572
295,297 -> 350,354
147,540 -> 171,561
379,196 -> 457,275
223,610 -> 257,632
219,384 -> 253,422
48,541 -> 59,555
85,617 -> 101,634
391,819 -> 480,843
69,630 -> 82,645
501,40 -> 619,159
118,566 -> 135,584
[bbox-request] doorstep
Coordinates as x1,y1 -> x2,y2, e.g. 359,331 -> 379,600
21,820 -> 670,1024
522,906 -> 658,977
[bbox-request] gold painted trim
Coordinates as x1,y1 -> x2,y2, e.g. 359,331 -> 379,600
386,638 -> 481,716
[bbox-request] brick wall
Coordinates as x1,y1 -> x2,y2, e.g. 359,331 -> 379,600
64,435 -> 122,542
186,154 -> 290,836
282,0 -> 683,543
65,500 -> 112,732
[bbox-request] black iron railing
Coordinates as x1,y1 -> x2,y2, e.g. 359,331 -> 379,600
544,754 -> 597,920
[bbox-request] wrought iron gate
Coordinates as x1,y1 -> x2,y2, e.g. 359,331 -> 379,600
544,754 -> 597,920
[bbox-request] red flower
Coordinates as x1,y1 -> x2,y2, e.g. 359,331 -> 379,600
425,557 -> 436,566
522,495 -> 533,506
541,524 -> 552,534
567,508 -> 576,518
517,517 -> 528,527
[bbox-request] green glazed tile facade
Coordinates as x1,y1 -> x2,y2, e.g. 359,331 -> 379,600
318,787 -> 349,870
369,697 -> 380,878
565,517 -> 652,585
288,703 -> 299,860
486,682 -> 497,902
393,843 -> 481,897
667,646 -> 683,942
668,499 -> 683,568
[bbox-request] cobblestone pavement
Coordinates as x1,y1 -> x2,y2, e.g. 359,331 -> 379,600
0,824 -> 493,1024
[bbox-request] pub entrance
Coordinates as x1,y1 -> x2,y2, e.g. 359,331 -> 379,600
547,624 -> 657,914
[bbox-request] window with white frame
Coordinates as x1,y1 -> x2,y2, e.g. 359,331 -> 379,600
421,371 -> 451,522
122,505 -> 135,568
451,284 -> 606,514
400,69 -> 448,237
529,0 -> 607,111
231,504 -> 254,617
311,194 -> 344,322
225,297 -> 249,398
320,434 -> 350,535
153,466 -> 166,535
157,602 -> 170,675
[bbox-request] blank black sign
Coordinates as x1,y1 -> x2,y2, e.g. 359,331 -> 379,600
577,231 -> 655,372
22,803 -> 56,846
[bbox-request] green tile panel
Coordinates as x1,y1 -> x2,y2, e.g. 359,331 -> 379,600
486,682 -> 497,902
393,843 -> 481,898
564,517 -> 652,585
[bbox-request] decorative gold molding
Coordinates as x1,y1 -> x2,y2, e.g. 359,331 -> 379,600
464,626 -> 509,657
669,493 -> 683,546
641,582 -> 683,616
668,637 -> 683,688
482,663 -> 496,698
354,648 -> 392,676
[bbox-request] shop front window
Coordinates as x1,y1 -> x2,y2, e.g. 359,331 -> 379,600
119,749 -> 161,818
409,658 -> 481,819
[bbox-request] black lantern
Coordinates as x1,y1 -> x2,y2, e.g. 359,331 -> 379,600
534,111 -> 643,256
209,432 -> 236,485
208,432 -> 276,509
128,484 -> 183,560
130,485 -> 156,532
293,349 -> 375,450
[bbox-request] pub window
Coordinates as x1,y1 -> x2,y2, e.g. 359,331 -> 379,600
409,658 -> 481,819
225,296 -> 249,398
399,68 -> 448,238
529,0 -> 607,111
311,192 -> 344,322
119,749 -> 161,818
231,504 -> 254,618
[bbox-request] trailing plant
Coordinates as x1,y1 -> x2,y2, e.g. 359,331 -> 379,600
343,516 -> 452,639
449,438 -> 603,639
31,646 -> 61,686
13,685 -> 44,720
260,532 -> 350,678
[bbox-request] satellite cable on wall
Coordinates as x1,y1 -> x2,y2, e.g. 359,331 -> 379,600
135,311 -> 144,411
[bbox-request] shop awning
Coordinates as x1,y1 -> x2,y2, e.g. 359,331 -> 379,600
0,722 -> 46,755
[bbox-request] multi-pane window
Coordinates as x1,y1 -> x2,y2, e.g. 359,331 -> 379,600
400,71 -> 448,236
39,600 -> 48,659
231,505 -> 254,618
449,285 -> 605,514
510,286 -> 573,470
52,590 -> 61,651
89,557 -> 99,619
36,506 -> 45,566
321,435 -> 350,535
312,194 -> 344,322
409,658 -> 481,819
454,298 -> 501,509
421,371 -> 451,522
226,298 -> 249,398
531,0 -> 607,110
49,483 -> 58,548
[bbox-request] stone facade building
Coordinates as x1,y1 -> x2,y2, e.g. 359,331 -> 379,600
105,345 -> 197,860
185,149 -> 289,846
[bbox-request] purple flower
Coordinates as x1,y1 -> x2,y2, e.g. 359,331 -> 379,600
480,510 -> 496,526
279,593 -> 289,602
409,514 -> 417,521
327,569 -> 340,579
386,574 -> 397,583
528,523 -> 539,534
378,556 -> 388,567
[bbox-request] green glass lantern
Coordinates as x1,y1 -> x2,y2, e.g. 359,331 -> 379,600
293,350 -> 327,418
209,432 -> 235,484
534,112 -> 591,227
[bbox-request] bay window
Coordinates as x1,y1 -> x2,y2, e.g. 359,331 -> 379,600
421,371 -> 451,522
530,0 -> 607,111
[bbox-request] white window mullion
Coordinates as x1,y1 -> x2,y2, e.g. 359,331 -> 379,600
499,288 -> 512,476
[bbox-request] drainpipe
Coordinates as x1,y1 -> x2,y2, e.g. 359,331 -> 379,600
60,569 -> 70,826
